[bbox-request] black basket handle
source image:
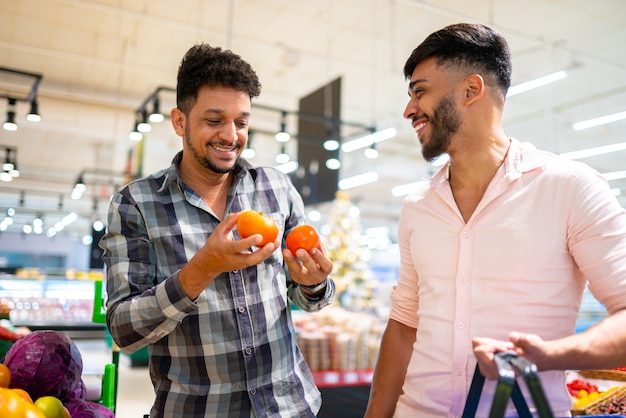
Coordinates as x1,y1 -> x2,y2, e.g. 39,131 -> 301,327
462,350 -> 553,418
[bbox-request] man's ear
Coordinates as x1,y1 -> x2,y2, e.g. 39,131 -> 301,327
171,107 -> 186,136
464,74 -> 484,105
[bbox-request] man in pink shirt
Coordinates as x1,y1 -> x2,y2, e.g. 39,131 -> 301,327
364,23 -> 626,417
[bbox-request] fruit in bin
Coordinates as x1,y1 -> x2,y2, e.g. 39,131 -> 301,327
567,378 -> 598,397
0,363 -> 11,388
12,388 -> 33,403
0,387 -> 26,416
0,326 -> 20,342
236,210 -> 279,246
0,387 -> 45,417
34,396 -> 66,418
286,225 -> 321,254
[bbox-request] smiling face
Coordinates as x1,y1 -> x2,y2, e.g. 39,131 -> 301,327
172,85 -> 251,176
403,57 -> 463,162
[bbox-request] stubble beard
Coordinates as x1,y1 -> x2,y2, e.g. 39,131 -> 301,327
184,125 -> 238,174
421,95 -> 461,163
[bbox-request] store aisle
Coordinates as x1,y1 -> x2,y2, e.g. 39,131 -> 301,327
76,339 -> 154,418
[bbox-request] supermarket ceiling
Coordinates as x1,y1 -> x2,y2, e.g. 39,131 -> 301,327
1,0 -> 626,241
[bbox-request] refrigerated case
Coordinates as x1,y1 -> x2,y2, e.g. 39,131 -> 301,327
0,273 -> 105,339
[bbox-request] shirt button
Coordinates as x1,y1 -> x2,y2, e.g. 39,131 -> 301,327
455,369 -> 463,376
250,388 -> 256,395
459,277 -> 466,284
245,347 -> 252,355
462,232 -> 469,238
238,306 -> 246,313
458,322 -> 464,329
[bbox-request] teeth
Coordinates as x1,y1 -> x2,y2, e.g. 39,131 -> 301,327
213,144 -> 235,152
414,122 -> 426,133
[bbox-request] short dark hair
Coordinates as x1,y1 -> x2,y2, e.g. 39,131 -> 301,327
176,43 -> 262,114
403,23 -> 512,99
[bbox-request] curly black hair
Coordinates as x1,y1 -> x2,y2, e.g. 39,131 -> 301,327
403,23 -> 512,99
176,43 -> 262,114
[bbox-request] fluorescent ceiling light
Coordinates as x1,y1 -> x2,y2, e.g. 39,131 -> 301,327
341,128 -> 397,153
391,181 -> 424,197
573,111 -> 626,131
275,161 -> 298,174
507,70 -> 567,98
339,171 -> 379,190
602,170 -> 626,182
560,142 -> 626,160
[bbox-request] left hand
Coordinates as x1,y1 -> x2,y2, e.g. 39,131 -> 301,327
472,332 -> 549,380
283,241 -> 333,286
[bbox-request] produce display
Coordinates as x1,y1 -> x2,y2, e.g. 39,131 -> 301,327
568,378 -> 603,409
0,330 -> 114,418
593,392 -> 626,415
568,375 -> 626,415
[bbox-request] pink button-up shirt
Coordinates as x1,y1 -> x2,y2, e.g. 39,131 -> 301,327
391,138 -> 626,417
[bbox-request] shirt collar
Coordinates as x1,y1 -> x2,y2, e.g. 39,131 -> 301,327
503,138 -> 546,181
431,137 -> 547,186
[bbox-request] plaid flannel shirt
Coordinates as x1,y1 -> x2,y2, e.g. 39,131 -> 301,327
101,152 -> 335,417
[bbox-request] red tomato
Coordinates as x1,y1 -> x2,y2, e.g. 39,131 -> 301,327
286,225 -> 320,254
236,210 -> 279,246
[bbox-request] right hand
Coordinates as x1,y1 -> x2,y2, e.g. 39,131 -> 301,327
179,212 -> 280,299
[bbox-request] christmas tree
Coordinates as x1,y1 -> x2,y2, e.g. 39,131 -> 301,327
322,191 -> 377,311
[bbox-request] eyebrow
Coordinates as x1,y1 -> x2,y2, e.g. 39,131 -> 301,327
203,108 -> 251,118
408,78 -> 428,91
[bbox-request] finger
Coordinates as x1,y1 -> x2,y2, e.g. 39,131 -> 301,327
309,247 -> 333,275
508,331 -> 521,345
283,249 -> 304,273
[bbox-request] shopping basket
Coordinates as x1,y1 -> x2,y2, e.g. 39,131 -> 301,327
462,350 -> 554,418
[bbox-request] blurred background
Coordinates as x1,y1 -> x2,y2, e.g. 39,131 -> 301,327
1,0 -> 625,250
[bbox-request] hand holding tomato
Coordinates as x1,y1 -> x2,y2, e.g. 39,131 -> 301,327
283,224 -> 332,288
286,225 -> 320,254
179,212 -> 279,300
236,210 -> 279,246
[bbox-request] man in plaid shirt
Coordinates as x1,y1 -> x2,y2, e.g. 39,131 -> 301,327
100,44 -> 335,418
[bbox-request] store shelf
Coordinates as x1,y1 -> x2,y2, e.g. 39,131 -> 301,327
312,369 -> 373,388
0,275 -> 103,338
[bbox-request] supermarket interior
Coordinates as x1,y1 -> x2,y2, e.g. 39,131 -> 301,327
2,0 -> 626,417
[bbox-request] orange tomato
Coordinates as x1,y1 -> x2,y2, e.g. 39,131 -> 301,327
286,224 -> 320,254
236,210 -> 279,246
0,364 -> 10,388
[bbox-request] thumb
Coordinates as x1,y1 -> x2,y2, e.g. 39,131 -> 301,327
509,331 -> 522,345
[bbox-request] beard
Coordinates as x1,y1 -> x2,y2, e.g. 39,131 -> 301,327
421,95 -> 461,162
184,124 -> 239,174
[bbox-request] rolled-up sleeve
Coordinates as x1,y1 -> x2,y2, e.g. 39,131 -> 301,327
389,199 -> 420,330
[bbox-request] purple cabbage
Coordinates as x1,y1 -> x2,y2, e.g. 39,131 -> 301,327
3,330 -> 83,401
65,398 -> 115,418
